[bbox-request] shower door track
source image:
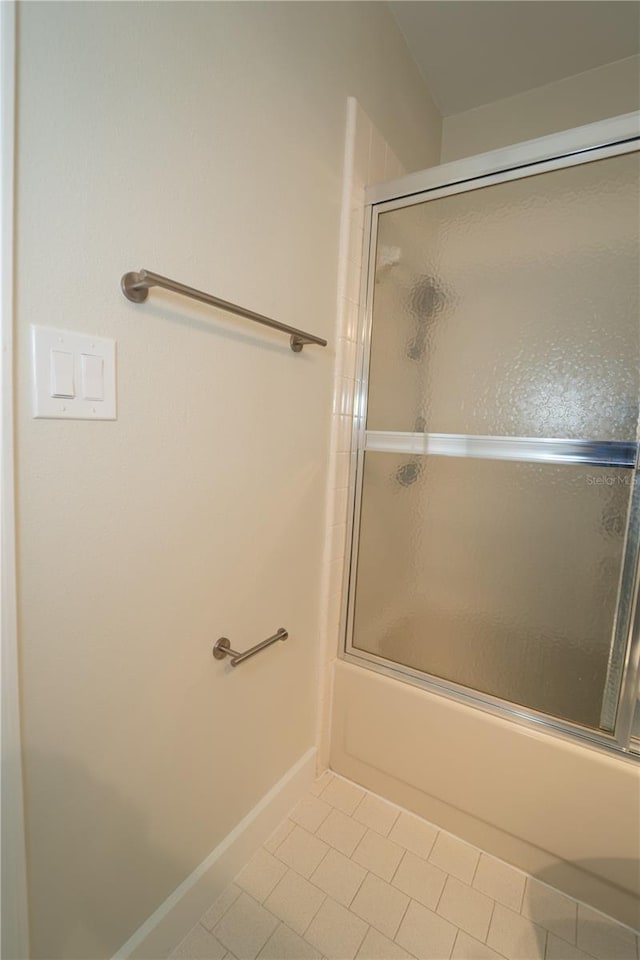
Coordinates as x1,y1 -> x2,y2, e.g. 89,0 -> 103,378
341,113 -> 640,759
364,432 -> 637,469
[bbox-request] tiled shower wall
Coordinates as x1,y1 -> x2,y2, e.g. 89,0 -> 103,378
316,98 -> 407,768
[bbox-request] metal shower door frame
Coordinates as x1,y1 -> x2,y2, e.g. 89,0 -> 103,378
341,113 -> 640,758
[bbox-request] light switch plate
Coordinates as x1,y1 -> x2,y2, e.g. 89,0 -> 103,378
31,326 -> 116,420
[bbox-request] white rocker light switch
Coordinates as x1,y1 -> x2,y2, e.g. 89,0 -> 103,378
50,350 -> 75,399
31,326 -> 116,420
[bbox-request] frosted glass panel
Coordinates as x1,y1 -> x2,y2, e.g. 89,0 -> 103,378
368,153 -> 640,439
352,453 -> 633,730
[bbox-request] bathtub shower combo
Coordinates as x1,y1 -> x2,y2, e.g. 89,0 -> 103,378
343,115 -> 640,758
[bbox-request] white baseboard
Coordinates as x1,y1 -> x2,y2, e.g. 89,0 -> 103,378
113,747 -> 317,960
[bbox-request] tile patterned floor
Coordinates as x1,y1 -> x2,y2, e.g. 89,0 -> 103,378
170,772 -> 640,960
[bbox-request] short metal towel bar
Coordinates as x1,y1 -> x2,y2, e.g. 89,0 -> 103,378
213,627 -> 288,667
121,270 -> 327,352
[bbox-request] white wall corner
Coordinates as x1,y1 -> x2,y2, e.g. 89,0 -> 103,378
315,96 -> 408,771
1,3 -> 30,957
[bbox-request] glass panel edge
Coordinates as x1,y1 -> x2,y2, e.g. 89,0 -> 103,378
343,649 -> 640,763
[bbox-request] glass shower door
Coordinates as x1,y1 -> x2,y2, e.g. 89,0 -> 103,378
348,147 -> 640,743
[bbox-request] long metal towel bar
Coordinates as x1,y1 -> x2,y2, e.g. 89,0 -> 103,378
213,627 -> 288,667
121,270 -> 327,352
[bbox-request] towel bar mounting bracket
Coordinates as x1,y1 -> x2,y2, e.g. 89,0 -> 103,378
212,627 -> 288,667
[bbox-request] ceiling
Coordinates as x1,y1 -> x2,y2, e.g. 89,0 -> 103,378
389,1 -> 640,116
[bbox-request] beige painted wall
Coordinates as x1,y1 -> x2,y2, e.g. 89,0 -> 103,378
442,55 -> 640,161
14,3 -> 441,958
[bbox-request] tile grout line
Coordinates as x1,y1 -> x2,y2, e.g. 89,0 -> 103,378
299,887 -> 327,939
196,920 -> 226,955
352,920 -> 371,960
392,891 -> 413,948
450,925 -> 461,959
446,926 -> 455,960
351,790 -> 368,822
275,816 -> 376,924
308,839 -> 332,881
469,849 -> 482,887
385,883 -> 410,943
388,847 -> 406,887
345,863 -> 370,910
293,866 -> 328,942
425,831 -> 438,861
513,873 -> 526,915
326,771 -> 640,938
434,872 -> 449,914
485,898 -> 497,946
192,774 -> 639,960
520,875 -> 531,918
224,882 -> 326,955
544,926 -> 614,960
199,885 -> 242,937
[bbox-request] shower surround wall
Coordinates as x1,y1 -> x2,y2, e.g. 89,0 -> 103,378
13,4 -> 440,958
316,98 -> 422,770
329,132 -> 640,927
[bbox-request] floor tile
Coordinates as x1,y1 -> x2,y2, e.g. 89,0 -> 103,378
355,926 -> 413,959
191,778 -> 636,960
486,903 -> 546,960
201,885 -> 242,931
521,878 -> 578,944
309,771 -> 334,797
429,833 -> 480,884
316,808 -> 367,857
576,903 -> 638,960
392,850 -> 448,911
214,893 -> 279,960
274,825 -> 329,878
263,868 -> 325,936
388,811 -> 438,859
437,876 -> 494,943
350,873 -> 410,939
290,795 -> 333,833
263,819 -> 294,855
472,855 -> 526,913
395,900 -> 458,960
351,828 -> 404,881
546,932 -> 594,960
237,849 -> 287,903
171,923 -> 227,959
451,930 -> 504,960
353,793 -> 400,837
305,897 -> 368,960
310,847 -> 366,907
257,923 -> 321,959
320,776 -> 366,816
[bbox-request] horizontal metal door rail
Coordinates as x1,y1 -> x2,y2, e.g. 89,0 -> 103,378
121,269 -> 327,352
364,431 -> 638,468
212,627 -> 288,667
